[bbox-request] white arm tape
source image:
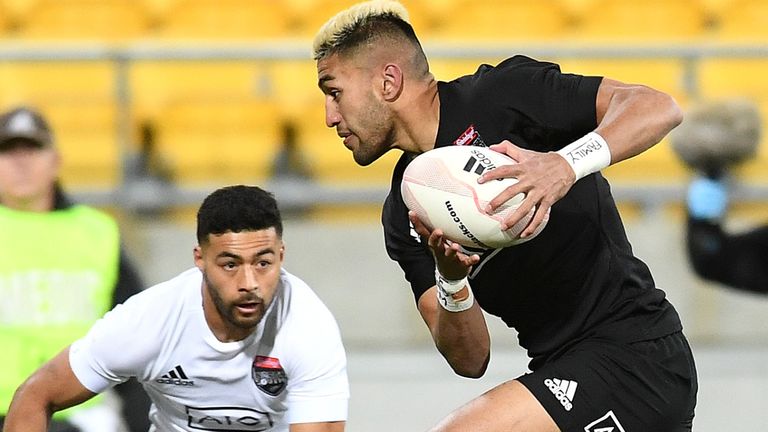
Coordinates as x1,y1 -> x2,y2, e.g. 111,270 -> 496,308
435,269 -> 474,312
556,132 -> 611,181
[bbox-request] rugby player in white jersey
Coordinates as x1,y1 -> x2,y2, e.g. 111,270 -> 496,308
4,185 -> 349,432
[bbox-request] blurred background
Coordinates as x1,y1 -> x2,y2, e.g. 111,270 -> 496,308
1,0 -> 767,430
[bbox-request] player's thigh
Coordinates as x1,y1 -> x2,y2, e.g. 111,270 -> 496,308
518,332 -> 697,432
428,380 -> 559,432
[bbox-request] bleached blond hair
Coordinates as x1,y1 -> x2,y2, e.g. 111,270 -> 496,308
312,0 -> 415,61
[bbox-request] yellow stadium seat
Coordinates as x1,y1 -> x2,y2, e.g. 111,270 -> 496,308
128,60 -> 274,120
157,0 -> 292,40
0,0 -> 39,29
43,102 -> 121,188
0,61 -> 115,104
293,104 -> 398,184
697,58 -> 768,101
266,60 -> 325,119
427,0 -> 570,42
153,99 -> 283,184
0,6 -> 9,35
18,0 -> 151,40
573,0 -> 708,41
715,0 -> 768,41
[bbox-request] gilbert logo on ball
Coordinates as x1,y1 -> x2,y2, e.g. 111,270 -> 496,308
401,146 -> 549,249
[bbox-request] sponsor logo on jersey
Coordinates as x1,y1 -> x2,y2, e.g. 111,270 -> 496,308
252,356 -> 287,396
186,406 -> 273,431
583,410 -> 626,432
544,377 -> 577,411
453,124 -> 487,147
156,365 -> 194,386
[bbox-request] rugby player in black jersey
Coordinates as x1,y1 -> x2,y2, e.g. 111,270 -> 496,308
313,1 -> 697,431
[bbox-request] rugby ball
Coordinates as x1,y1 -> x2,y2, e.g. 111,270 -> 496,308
401,146 -> 548,249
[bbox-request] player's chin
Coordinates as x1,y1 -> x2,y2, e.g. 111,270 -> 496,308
352,147 -> 388,167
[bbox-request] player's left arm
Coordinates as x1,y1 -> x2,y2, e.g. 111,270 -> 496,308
481,78 -> 682,237
3,346 -> 97,432
290,421 -> 346,431
592,77 -> 683,164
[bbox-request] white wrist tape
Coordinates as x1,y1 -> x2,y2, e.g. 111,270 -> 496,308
556,132 -> 611,181
435,270 -> 474,312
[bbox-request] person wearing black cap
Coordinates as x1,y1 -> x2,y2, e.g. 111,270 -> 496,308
0,106 -> 151,432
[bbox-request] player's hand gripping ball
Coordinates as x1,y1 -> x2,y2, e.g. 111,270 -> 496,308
401,145 -> 549,249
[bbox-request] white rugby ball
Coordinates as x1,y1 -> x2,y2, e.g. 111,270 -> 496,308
401,145 -> 548,249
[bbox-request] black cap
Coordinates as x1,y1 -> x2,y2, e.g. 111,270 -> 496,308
0,107 -> 53,150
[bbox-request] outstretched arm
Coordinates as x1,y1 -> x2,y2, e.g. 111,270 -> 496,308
3,347 -> 96,432
481,78 -> 683,238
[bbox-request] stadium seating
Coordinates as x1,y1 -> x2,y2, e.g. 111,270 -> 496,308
425,0 -> 571,42
573,0 -> 708,41
17,0 -> 151,40
128,60 -> 272,120
715,0 -> 768,41
152,98 -> 283,184
0,0 -> 764,199
44,101 -> 121,188
156,0 -> 292,40
265,59 -> 324,119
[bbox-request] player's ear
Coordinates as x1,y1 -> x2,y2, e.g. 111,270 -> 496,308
382,63 -> 403,102
193,245 -> 204,270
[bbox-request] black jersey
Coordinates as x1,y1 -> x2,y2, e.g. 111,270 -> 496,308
382,56 -> 682,369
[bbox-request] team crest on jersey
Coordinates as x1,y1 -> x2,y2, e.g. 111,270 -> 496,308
453,124 -> 487,147
252,356 -> 287,396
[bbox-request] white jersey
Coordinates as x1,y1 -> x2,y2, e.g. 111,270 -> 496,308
69,267 -> 349,432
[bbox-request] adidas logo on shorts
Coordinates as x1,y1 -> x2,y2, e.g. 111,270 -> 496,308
544,377 -> 577,411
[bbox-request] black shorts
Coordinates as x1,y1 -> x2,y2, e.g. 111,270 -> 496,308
518,332 -> 697,432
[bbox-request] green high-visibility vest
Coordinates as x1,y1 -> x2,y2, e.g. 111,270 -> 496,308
0,204 -> 119,418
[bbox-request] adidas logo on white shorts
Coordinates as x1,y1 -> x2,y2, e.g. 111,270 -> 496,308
544,377 -> 577,411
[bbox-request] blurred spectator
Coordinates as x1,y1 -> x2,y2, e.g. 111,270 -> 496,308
0,106 -> 151,432
671,98 -> 768,293
270,120 -> 312,181
121,120 -> 176,215
124,120 -> 173,185
685,174 -> 768,293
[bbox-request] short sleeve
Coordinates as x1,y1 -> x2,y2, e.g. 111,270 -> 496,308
281,288 -> 349,424
69,296 -> 163,393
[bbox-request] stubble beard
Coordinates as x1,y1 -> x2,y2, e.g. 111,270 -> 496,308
204,272 -> 264,331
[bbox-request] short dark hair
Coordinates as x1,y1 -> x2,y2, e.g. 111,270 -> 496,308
196,185 -> 283,244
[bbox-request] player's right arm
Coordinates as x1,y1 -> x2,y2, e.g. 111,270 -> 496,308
3,346 -> 96,432
410,212 -> 491,378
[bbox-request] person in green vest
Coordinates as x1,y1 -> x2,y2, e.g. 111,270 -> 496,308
0,106 -> 150,432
